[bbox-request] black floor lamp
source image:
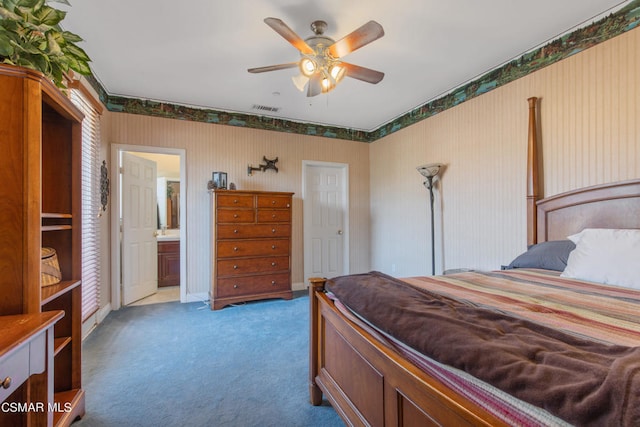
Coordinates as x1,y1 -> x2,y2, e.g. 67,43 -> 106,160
417,163 -> 444,275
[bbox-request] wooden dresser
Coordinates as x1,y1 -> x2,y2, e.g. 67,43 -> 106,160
211,190 -> 294,310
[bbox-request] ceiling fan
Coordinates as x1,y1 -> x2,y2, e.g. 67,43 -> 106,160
248,17 -> 385,97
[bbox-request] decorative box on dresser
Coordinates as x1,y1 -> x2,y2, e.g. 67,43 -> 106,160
0,64 -> 84,426
211,190 -> 294,310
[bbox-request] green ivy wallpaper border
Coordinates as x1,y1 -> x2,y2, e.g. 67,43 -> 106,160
88,1 -> 640,143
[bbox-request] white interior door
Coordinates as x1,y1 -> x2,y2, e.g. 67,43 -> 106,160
122,152 -> 158,305
303,162 -> 349,282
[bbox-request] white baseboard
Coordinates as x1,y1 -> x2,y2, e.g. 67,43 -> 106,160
184,292 -> 209,304
82,302 -> 112,339
97,303 -> 112,323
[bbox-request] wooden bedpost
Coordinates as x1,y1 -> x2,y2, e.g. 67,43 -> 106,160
527,97 -> 539,246
308,277 -> 326,406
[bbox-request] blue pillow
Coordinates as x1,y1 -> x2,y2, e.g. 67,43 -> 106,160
504,240 -> 576,272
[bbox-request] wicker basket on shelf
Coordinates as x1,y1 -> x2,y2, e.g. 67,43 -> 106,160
41,247 -> 62,287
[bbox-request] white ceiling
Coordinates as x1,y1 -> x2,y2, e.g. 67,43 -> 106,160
60,0 -> 627,132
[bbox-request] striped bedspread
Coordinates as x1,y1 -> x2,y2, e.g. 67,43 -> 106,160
326,270 -> 640,426
403,269 -> 640,347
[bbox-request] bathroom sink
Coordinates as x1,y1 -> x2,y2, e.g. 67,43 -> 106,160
156,230 -> 180,241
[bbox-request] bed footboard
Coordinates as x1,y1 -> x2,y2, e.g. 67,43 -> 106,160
308,277 -> 507,427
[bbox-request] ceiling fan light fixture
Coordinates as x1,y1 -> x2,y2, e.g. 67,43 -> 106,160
329,63 -> 346,82
250,17 -> 385,97
300,57 -> 316,76
291,73 -> 309,92
321,76 -> 332,92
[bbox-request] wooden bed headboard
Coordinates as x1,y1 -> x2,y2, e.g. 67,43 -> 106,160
526,97 -> 640,244
536,179 -> 640,242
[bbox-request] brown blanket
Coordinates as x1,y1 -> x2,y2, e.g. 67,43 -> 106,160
326,271 -> 640,426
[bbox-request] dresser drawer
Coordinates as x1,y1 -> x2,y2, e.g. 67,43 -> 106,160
0,345 -> 28,403
217,239 -> 290,258
257,195 -> 291,209
216,194 -> 254,208
216,273 -> 290,298
217,224 -> 291,239
257,209 -> 291,223
217,209 -> 255,223
217,256 -> 289,276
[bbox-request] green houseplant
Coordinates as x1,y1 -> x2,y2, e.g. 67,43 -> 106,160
0,0 -> 90,87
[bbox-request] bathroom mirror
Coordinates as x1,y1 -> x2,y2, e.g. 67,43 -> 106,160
157,178 -> 180,229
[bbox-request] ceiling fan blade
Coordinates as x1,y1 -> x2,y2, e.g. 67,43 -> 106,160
328,20 -> 384,58
248,62 -> 299,73
307,73 -> 323,97
341,62 -> 384,84
264,17 -> 315,55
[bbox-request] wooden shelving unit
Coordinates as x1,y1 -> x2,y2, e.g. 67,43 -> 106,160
0,64 -> 85,426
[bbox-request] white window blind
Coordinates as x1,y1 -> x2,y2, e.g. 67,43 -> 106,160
70,88 -> 102,321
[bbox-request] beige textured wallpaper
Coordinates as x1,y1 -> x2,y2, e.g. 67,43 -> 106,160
370,27 -> 640,276
106,115 -> 370,299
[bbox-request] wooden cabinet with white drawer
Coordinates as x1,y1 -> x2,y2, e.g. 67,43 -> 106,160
211,190 -> 294,310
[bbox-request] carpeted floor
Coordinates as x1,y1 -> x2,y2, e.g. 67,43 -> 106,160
76,295 -> 344,427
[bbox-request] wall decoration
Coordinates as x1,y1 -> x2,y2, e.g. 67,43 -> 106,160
100,160 -> 110,213
248,156 -> 279,176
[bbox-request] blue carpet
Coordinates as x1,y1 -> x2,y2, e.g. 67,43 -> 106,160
76,295 -> 344,427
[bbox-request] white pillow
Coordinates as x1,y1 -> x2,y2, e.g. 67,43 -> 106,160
561,228 -> 640,289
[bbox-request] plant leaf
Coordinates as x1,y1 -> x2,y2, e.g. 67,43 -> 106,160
1,0 -> 21,13
35,5 -> 65,26
65,42 -> 89,62
49,61 -> 65,87
60,30 -> 81,43
1,0 -> 90,85
29,50 -> 50,71
46,31 -> 62,55
71,59 -> 90,75
0,36 -> 15,56
0,6 -> 21,20
22,20 -> 53,34
16,0 -> 45,19
18,0 -> 44,10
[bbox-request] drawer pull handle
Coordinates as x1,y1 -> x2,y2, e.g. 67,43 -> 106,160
272,200 -> 276,205
233,247 -> 239,251
1,377 -> 11,389
271,229 -> 276,233
233,199 -> 238,204
271,262 -> 276,266
271,245 -> 276,249
271,281 -> 276,285
233,285 -> 238,289
233,265 -> 238,269
272,214 -> 276,218
233,214 -> 239,218
234,229 -> 239,234
286,204 -> 290,208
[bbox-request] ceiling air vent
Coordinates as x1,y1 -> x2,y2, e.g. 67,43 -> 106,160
252,104 -> 280,113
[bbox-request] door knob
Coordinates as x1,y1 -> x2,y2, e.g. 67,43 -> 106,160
337,230 -> 343,235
